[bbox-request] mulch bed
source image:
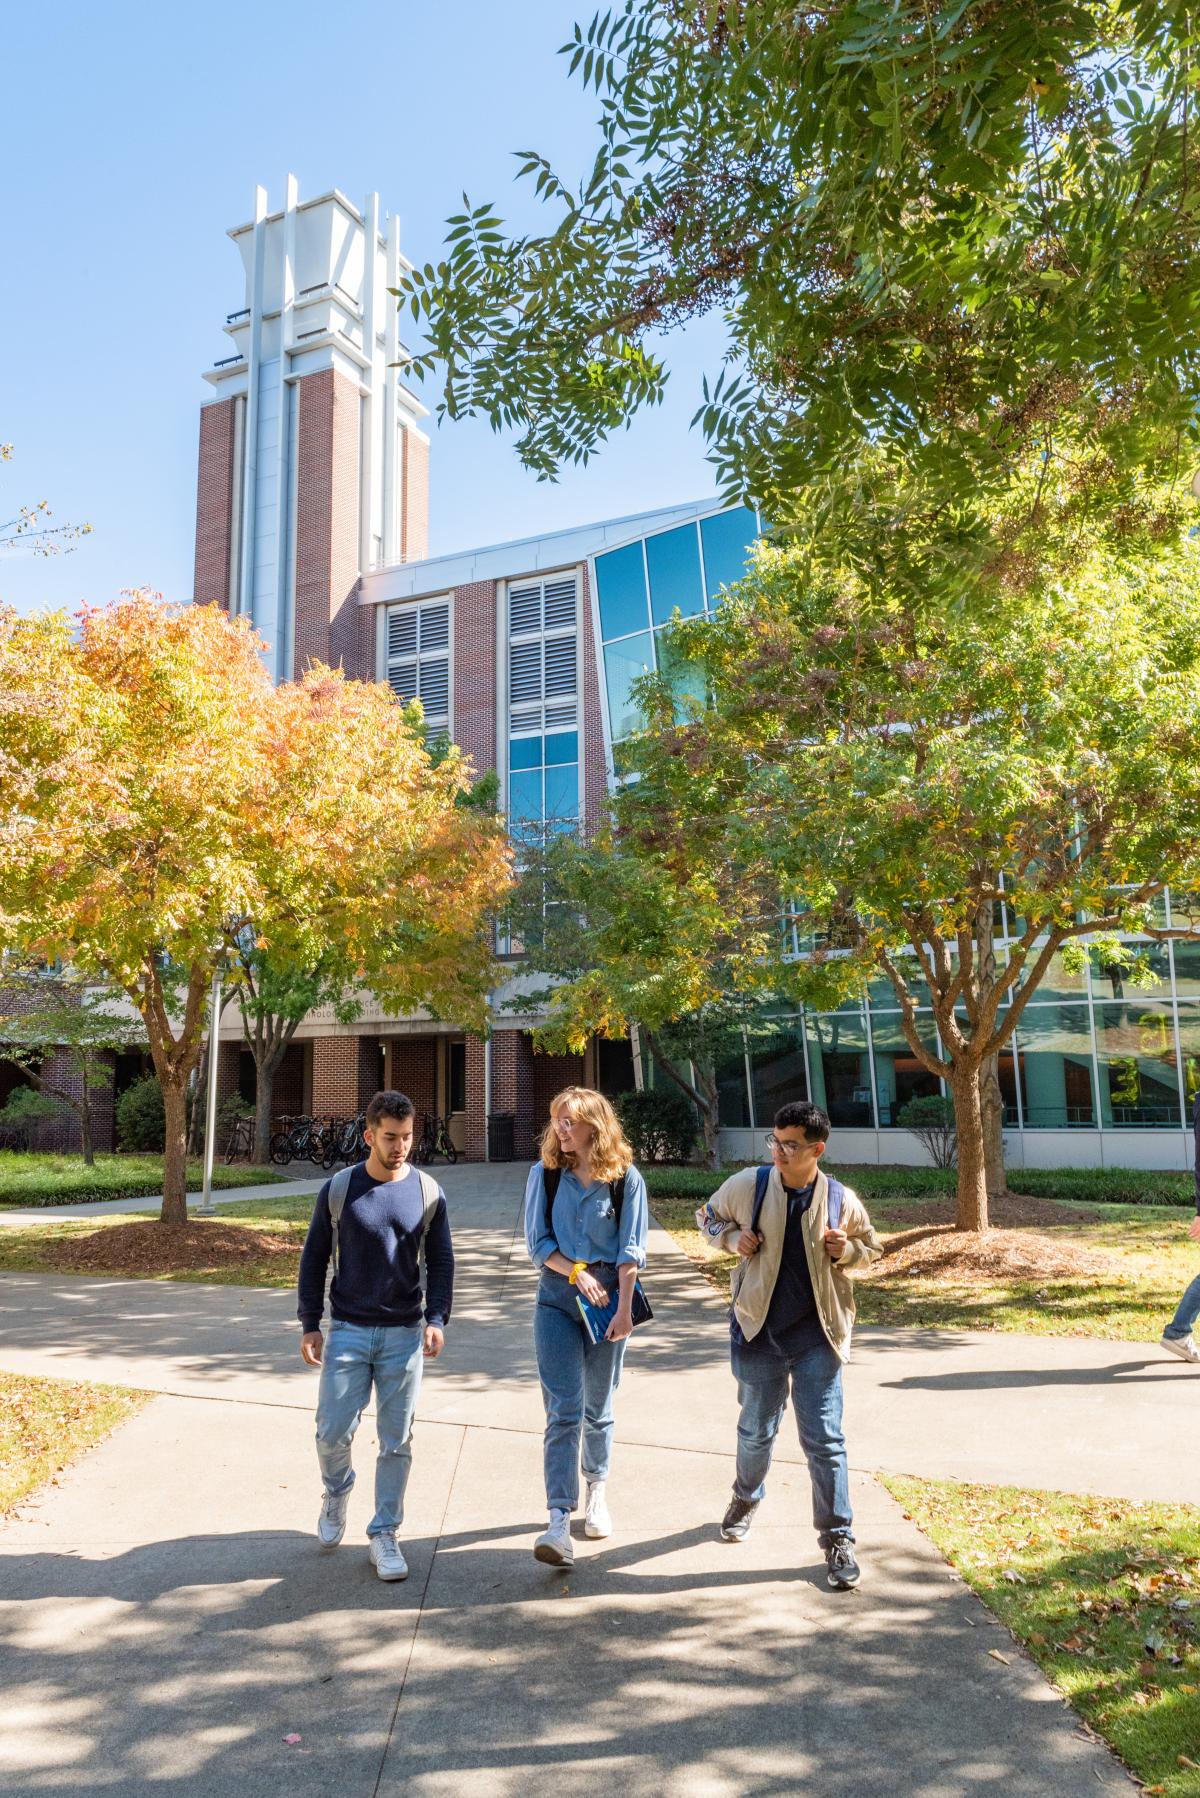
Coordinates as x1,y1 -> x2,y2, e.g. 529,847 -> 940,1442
855,1190 -> 1119,1286
44,1221 -> 301,1276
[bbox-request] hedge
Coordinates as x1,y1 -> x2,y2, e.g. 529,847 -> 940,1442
0,1154 -> 287,1209
641,1162 -> 1196,1209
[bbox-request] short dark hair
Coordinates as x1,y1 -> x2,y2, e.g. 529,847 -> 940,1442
365,1090 -> 415,1129
774,1100 -> 830,1144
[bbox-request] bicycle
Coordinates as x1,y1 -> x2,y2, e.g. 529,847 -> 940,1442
223,1115 -> 256,1164
415,1112 -> 459,1165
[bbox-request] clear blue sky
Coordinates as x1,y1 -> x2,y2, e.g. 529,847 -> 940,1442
1,0 -> 728,618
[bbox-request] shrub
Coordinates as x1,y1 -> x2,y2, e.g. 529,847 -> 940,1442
897,1094 -> 958,1169
0,1086 -> 60,1149
614,1088 -> 699,1164
115,1075 -> 165,1152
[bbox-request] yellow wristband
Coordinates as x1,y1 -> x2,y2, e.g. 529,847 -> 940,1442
569,1261 -> 588,1286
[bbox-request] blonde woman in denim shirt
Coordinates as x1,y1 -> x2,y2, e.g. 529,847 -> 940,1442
523,1086 -> 648,1567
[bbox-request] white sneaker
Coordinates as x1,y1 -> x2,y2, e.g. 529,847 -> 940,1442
1162,1333 -> 1200,1364
368,1531 -> 409,1581
317,1489 -> 349,1549
533,1509 -> 574,1567
584,1481 -> 612,1539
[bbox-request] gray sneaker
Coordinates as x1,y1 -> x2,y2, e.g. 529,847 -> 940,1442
1161,1333 -> 1200,1364
369,1531 -> 409,1581
720,1496 -> 760,1542
317,1489 -> 349,1549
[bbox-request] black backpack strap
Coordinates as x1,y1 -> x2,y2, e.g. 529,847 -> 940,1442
750,1164 -> 771,1236
610,1174 -> 627,1227
542,1164 -> 562,1241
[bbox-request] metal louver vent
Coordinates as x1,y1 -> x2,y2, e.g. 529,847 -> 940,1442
544,637 -> 577,698
388,610 -> 418,658
509,584 -> 542,636
419,659 -> 450,715
544,702 -> 576,730
543,578 -> 576,630
510,641 -> 542,705
420,604 -> 449,652
388,665 -> 418,701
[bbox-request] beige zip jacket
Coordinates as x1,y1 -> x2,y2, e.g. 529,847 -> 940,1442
699,1164 -> 882,1363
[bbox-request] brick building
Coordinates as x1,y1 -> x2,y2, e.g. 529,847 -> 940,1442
191,177 -> 762,1162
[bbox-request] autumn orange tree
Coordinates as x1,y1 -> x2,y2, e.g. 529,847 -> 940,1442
0,593 -> 510,1222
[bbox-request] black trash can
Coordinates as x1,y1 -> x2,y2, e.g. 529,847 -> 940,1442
487,1112 -> 515,1162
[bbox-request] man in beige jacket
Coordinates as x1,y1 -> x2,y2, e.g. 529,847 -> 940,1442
695,1100 -> 881,1589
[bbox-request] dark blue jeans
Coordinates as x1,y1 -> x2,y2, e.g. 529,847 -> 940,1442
732,1331 -> 853,1548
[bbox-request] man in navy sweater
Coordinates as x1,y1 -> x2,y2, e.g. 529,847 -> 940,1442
297,1089 -> 454,1580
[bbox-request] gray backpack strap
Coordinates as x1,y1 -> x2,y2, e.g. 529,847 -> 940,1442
415,1168 -> 441,1286
327,1165 -> 355,1283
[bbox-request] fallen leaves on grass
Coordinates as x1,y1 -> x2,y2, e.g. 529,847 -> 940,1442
44,1220 -> 302,1277
0,1372 -> 147,1512
859,1223 -> 1119,1286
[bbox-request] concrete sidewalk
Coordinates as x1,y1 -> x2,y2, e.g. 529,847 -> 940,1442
0,1164 -> 1140,1795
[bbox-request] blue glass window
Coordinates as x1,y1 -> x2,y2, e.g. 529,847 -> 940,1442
545,764 -> 578,824
700,506 -> 758,603
509,735 -> 542,771
646,524 -> 704,626
509,770 -> 542,823
604,633 -> 654,740
655,629 -> 706,715
543,730 -> 578,766
595,541 -> 649,641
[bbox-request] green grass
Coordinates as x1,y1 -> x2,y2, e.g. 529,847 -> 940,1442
0,1152 -> 289,1208
884,1476 -> 1200,1797
642,1161 -> 1197,1208
0,1370 -> 149,1511
650,1191 -> 1199,1340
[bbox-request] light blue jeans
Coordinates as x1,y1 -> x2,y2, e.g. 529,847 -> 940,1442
534,1266 -> 627,1514
314,1319 -> 424,1537
1164,1271 -> 1200,1341
732,1333 -> 853,1548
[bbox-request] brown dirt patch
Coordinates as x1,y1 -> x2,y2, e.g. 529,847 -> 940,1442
858,1222 -> 1119,1286
884,1190 -> 1103,1231
45,1221 -> 300,1276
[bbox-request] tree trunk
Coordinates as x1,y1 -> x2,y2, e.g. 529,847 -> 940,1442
694,1056 -> 721,1172
980,1052 -> 1008,1199
78,1069 -> 95,1168
186,1034 -> 208,1158
949,1063 -> 989,1232
254,1063 -> 275,1168
160,1079 -> 190,1226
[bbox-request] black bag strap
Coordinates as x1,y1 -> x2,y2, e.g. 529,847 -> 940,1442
751,1164 -> 771,1236
543,1165 -> 627,1243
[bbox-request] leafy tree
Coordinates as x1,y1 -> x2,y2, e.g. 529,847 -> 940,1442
609,537 -> 1200,1229
0,594 -> 511,1223
231,944 -> 361,1160
502,833 -> 769,1168
400,1 -> 1200,613
0,963 -> 142,1164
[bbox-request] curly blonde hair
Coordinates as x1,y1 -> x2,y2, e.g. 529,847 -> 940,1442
539,1086 -> 633,1185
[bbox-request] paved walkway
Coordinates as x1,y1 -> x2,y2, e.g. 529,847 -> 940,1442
0,1163 -> 1165,1795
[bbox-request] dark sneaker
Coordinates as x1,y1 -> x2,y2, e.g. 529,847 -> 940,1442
825,1539 -> 860,1590
720,1496 -> 759,1542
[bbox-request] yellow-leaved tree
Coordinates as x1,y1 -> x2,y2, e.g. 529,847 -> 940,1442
0,593 -> 511,1222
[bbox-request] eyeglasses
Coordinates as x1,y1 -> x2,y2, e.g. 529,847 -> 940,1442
765,1134 -> 809,1159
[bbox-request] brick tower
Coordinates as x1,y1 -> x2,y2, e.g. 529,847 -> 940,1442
192,177 -> 430,682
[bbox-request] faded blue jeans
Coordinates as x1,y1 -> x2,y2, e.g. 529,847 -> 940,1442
534,1265 -> 627,1514
732,1332 -> 853,1548
1164,1271 -> 1200,1341
314,1320 -> 424,1537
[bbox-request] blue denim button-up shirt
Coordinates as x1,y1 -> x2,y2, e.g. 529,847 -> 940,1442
524,1161 -> 648,1270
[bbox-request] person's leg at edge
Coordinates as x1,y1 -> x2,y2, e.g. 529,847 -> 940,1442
789,1335 -> 854,1550
368,1322 -> 425,1537
580,1335 -> 626,1488
315,1321 -> 374,1505
733,1362 -> 790,1504
1163,1270 -> 1200,1341
534,1296 -> 587,1514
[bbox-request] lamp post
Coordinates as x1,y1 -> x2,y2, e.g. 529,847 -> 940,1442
194,966 -> 223,1217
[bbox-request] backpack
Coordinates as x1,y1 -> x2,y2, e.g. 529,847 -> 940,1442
542,1165 -> 628,1245
327,1163 -> 442,1283
750,1165 -> 844,1236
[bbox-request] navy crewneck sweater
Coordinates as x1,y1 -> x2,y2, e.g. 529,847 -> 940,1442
297,1161 -> 454,1335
